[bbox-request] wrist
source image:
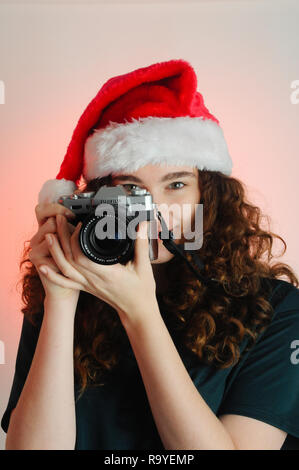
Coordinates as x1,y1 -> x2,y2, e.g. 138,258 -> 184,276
117,298 -> 161,331
44,294 -> 79,318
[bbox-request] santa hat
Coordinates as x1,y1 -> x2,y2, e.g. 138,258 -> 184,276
38,59 -> 233,204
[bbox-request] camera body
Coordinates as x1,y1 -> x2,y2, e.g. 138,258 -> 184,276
58,185 -> 159,265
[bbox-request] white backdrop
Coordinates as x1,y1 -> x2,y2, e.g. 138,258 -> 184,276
0,0 -> 298,450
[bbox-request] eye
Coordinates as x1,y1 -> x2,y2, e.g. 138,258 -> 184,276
168,181 -> 186,190
121,182 -> 186,191
122,184 -> 142,191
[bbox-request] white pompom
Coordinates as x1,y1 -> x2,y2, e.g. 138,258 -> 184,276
38,178 -> 77,204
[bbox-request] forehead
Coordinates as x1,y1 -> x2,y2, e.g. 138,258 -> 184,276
112,164 -> 198,180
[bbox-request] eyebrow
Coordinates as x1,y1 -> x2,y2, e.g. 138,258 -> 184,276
112,171 -> 197,184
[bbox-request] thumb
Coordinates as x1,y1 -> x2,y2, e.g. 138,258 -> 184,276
134,221 -> 150,268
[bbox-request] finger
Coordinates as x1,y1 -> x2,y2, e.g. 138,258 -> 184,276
29,239 -> 63,272
69,221 -> 99,272
134,221 -> 151,270
45,231 -> 87,286
70,221 -> 93,270
37,264 -> 83,291
67,221 -> 77,234
35,202 -> 76,227
30,216 -> 57,248
30,215 -> 77,249
55,214 -> 76,261
29,238 -> 53,261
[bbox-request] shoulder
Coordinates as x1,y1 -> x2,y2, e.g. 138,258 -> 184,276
265,278 -> 299,323
265,278 -> 299,312
254,278 -> 299,346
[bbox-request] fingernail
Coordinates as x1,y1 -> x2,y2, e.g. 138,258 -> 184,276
39,266 -> 48,275
46,234 -> 52,245
65,211 -> 75,218
138,221 -> 147,237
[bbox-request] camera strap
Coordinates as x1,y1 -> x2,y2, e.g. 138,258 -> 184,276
156,210 -> 219,287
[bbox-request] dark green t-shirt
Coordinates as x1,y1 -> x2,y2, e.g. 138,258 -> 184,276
2,278 -> 299,450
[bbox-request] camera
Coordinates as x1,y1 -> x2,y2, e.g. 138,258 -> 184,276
58,185 -> 159,265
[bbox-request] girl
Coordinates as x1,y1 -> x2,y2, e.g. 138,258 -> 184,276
2,59 -> 299,450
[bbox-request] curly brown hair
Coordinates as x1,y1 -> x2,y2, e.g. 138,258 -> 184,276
17,170 -> 299,398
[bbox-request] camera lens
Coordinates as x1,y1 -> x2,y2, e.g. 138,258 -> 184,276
79,213 -> 135,265
90,221 -> 127,255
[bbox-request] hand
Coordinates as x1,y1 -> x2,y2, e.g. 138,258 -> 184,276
29,203 -> 80,303
39,219 -> 158,323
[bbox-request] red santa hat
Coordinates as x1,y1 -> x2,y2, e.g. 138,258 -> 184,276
38,59 -> 233,204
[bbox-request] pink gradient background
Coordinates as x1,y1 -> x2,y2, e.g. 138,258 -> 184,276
0,0 -> 298,449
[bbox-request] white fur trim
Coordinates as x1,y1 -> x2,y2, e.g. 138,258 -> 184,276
38,178 -> 77,204
83,116 -> 232,179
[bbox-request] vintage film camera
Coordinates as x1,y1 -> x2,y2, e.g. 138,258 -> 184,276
58,185 -> 159,265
